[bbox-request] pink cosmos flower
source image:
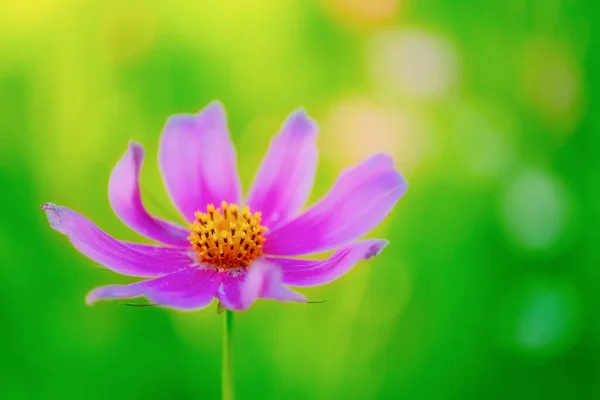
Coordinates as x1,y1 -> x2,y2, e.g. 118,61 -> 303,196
42,102 -> 407,311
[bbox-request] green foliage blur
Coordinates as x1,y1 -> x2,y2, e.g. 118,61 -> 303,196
0,0 -> 597,399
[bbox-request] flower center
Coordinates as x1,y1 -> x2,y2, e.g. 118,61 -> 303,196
188,201 -> 266,270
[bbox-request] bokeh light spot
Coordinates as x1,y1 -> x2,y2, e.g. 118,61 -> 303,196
367,28 -> 460,99
324,0 -> 400,26
521,38 -> 582,135
100,6 -> 157,63
452,101 -> 516,180
495,279 -> 583,359
501,168 -> 570,250
323,98 -> 429,174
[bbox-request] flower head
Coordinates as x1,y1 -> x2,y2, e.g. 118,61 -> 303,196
42,102 -> 408,311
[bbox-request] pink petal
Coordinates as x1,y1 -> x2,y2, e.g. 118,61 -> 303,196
86,266 -> 221,311
244,259 -> 308,303
216,270 -> 246,310
41,203 -> 195,277
263,154 -> 407,256
159,101 -> 242,222
108,141 -> 191,246
246,110 -> 318,228
266,239 -> 388,287
217,260 -> 306,311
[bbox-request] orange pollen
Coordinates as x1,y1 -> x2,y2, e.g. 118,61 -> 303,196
188,201 -> 266,270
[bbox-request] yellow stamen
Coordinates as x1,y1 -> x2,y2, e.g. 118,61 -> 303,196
188,201 -> 266,270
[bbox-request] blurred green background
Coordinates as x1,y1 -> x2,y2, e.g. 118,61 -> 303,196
1,0 -> 597,399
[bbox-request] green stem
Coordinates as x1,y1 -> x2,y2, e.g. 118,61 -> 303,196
222,309 -> 234,400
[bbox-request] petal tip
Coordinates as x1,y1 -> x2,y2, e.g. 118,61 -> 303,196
292,107 -> 307,117
396,179 -> 409,204
127,141 -> 144,153
163,114 -> 197,136
206,99 -> 225,109
193,100 -> 228,134
393,170 -> 409,192
292,292 -> 309,303
285,109 -> 318,137
119,141 -> 144,166
41,202 -> 66,234
364,239 -> 388,260
367,154 -> 408,193
85,289 -> 100,305
200,100 -> 226,120
369,153 -> 395,168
